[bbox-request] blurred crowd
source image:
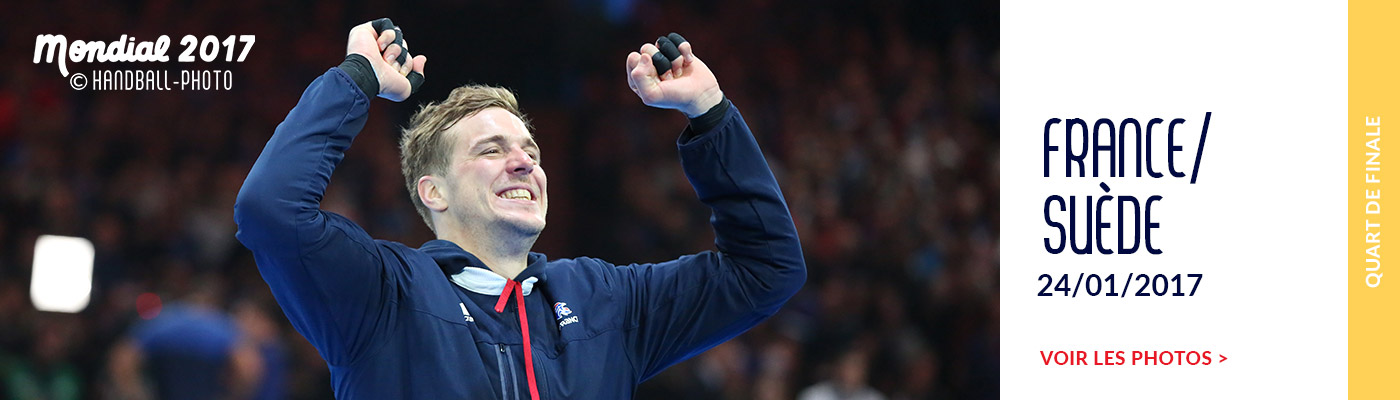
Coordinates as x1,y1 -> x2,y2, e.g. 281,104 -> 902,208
0,0 -> 998,399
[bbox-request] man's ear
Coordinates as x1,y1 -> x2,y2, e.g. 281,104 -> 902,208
418,175 -> 449,212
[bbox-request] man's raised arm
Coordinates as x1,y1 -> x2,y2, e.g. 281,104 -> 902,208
232,19 -> 426,365
618,34 -> 807,379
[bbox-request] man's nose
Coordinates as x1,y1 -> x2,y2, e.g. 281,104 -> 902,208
506,148 -> 535,175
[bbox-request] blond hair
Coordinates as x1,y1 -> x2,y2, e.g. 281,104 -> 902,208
400,85 -> 531,232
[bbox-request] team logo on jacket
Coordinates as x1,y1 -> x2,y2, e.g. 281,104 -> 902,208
554,302 -> 578,327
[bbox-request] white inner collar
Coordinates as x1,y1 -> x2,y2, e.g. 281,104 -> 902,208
450,267 -> 537,296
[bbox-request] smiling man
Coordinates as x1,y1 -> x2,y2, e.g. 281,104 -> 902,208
399,89 -> 548,280
235,18 -> 805,399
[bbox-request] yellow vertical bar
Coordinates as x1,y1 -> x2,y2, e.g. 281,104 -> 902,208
1351,0 -> 1400,397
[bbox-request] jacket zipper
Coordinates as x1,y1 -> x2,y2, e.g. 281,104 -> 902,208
499,343 -> 522,400
496,344 -> 510,400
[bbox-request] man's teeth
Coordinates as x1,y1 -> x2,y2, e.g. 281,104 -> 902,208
500,189 -> 532,200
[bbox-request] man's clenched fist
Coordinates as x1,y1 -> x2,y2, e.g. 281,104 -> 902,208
347,18 -> 427,102
625,33 -> 724,118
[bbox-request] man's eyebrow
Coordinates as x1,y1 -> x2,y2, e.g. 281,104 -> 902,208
469,135 -> 508,149
469,135 -> 539,152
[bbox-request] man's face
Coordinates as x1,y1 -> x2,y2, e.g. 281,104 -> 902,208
440,107 -> 547,236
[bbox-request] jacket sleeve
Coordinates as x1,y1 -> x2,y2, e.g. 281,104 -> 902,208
620,103 -> 807,381
233,68 -> 400,366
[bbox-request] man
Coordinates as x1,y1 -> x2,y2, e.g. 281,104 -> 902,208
107,284 -> 267,400
235,18 -> 805,399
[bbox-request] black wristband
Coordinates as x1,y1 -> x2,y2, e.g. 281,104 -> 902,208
338,54 -> 379,98
687,97 -> 731,134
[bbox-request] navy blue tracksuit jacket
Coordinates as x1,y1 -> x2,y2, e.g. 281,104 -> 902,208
233,67 -> 806,399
